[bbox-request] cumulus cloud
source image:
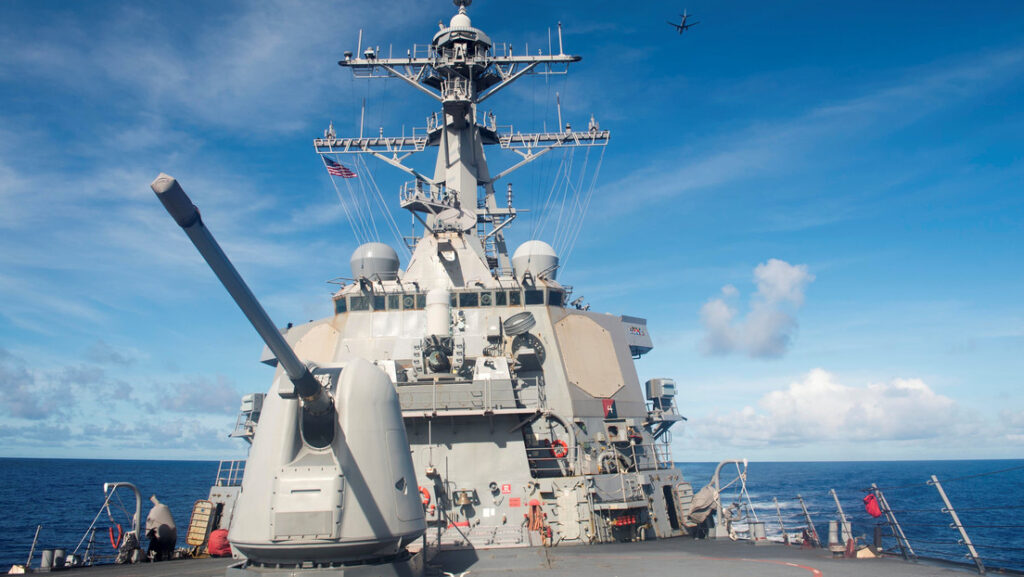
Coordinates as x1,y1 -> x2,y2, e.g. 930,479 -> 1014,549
699,259 -> 814,358
0,422 -> 73,444
147,376 -> 242,415
0,347 -> 241,456
0,348 -> 71,419
999,410 -> 1024,444
85,340 -> 139,366
80,417 -> 238,452
692,369 -> 960,447
0,416 -> 240,457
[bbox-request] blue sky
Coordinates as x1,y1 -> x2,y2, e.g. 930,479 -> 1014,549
0,0 -> 1021,462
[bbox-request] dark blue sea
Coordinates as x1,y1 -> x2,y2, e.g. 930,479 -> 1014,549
0,459 -> 1021,571
679,460 -> 1024,572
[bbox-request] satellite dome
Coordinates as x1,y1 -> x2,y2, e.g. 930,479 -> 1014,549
449,11 -> 471,28
512,240 -> 559,281
350,242 -> 399,281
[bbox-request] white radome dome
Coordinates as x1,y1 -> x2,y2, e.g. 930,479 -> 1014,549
350,242 -> 399,281
512,240 -> 559,281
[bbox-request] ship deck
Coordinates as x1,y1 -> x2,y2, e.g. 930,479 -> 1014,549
44,539 -> 988,577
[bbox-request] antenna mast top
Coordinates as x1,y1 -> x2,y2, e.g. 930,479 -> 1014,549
317,6 -> 608,275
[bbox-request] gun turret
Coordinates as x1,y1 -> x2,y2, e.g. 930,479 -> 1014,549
150,174 -> 334,439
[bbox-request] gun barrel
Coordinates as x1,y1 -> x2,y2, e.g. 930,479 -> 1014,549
150,174 -> 330,414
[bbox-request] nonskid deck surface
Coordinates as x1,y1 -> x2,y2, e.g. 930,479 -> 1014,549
432,540 -> 975,577
42,541 -> 976,577
49,558 -> 235,577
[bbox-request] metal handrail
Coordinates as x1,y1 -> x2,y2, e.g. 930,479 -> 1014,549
215,460 -> 246,487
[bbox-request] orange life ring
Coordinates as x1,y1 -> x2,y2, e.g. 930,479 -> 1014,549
108,524 -> 122,550
419,486 -> 431,506
550,439 -> 569,459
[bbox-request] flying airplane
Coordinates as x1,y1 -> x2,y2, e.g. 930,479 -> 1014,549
668,10 -> 699,34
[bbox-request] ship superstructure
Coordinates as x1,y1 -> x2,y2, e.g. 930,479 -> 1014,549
268,0 -> 698,546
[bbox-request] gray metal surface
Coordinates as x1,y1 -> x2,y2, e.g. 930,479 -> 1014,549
53,540 -> 984,577
151,173 -> 426,566
281,1 -> 694,553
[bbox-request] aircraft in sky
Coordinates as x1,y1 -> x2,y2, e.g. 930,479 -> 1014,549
668,10 -> 699,34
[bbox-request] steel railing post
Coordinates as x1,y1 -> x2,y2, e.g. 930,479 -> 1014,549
829,489 -> 852,544
930,475 -> 985,574
871,483 -> 916,560
797,495 -> 821,547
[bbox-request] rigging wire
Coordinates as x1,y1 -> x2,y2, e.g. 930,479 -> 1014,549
555,145 -> 592,256
327,168 -> 365,245
353,161 -> 381,241
533,151 -> 568,239
553,147 -> 576,246
553,146 -> 588,254
334,170 -> 371,243
549,147 -> 576,251
561,145 -> 605,269
356,155 -> 412,259
869,464 -> 1024,492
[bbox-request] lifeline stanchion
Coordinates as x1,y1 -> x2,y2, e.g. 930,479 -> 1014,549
797,495 -> 821,547
829,488 -> 853,544
871,483 -> 916,560
773,497 -> 788,544
929,474 -> 985,575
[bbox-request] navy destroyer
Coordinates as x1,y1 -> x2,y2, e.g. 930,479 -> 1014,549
149,0 -> 692,572
11,2 -> 1013,577
170,0 -> 694,562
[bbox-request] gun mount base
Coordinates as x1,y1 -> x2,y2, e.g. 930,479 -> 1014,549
227,549 -> 423,577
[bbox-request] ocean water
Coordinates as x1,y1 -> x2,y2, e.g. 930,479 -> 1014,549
679,459 -> 1024,572
0,458 -> 1021,571
0,459 -> 217,569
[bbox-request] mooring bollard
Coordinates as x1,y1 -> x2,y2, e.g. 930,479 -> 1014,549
749,521 -> 768,545
828,520 -> 845,556
39,549 -> 54,573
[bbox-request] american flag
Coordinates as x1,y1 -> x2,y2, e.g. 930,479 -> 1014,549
323,156 -> 357,178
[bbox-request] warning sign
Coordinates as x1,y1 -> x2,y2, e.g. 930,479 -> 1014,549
509,497 -> 521,507
501,483 -> 512,494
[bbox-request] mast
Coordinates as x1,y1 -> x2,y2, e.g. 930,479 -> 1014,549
314,0 -> 609,277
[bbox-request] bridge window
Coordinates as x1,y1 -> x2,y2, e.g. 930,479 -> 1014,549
524,289 -> 544,305
495,291 -> 507,306
510,291 -> 522,306
549,290 -> 565,307
480,291 -> 493,306
349,296 -> 370,311
372,295 -> 386,311
334,298 -> 347,315
459,292 -> 479,307
388,295 -> 400,310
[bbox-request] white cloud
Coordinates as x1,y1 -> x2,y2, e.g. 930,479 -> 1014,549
85,340 -> 141,366
0,349 -> 65,420
700,258 -> 814,358
754,259 -> 813,306
0,1 -> 421,134
0,347 -> 244,458
691,369 -> 961,447
155,376 -> 242,415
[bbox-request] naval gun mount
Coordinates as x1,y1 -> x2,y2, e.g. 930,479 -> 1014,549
150,174 -> 425,576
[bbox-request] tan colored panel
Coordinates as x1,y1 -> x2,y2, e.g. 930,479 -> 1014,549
294,323 -> 340,364
554,314 -> 624,398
